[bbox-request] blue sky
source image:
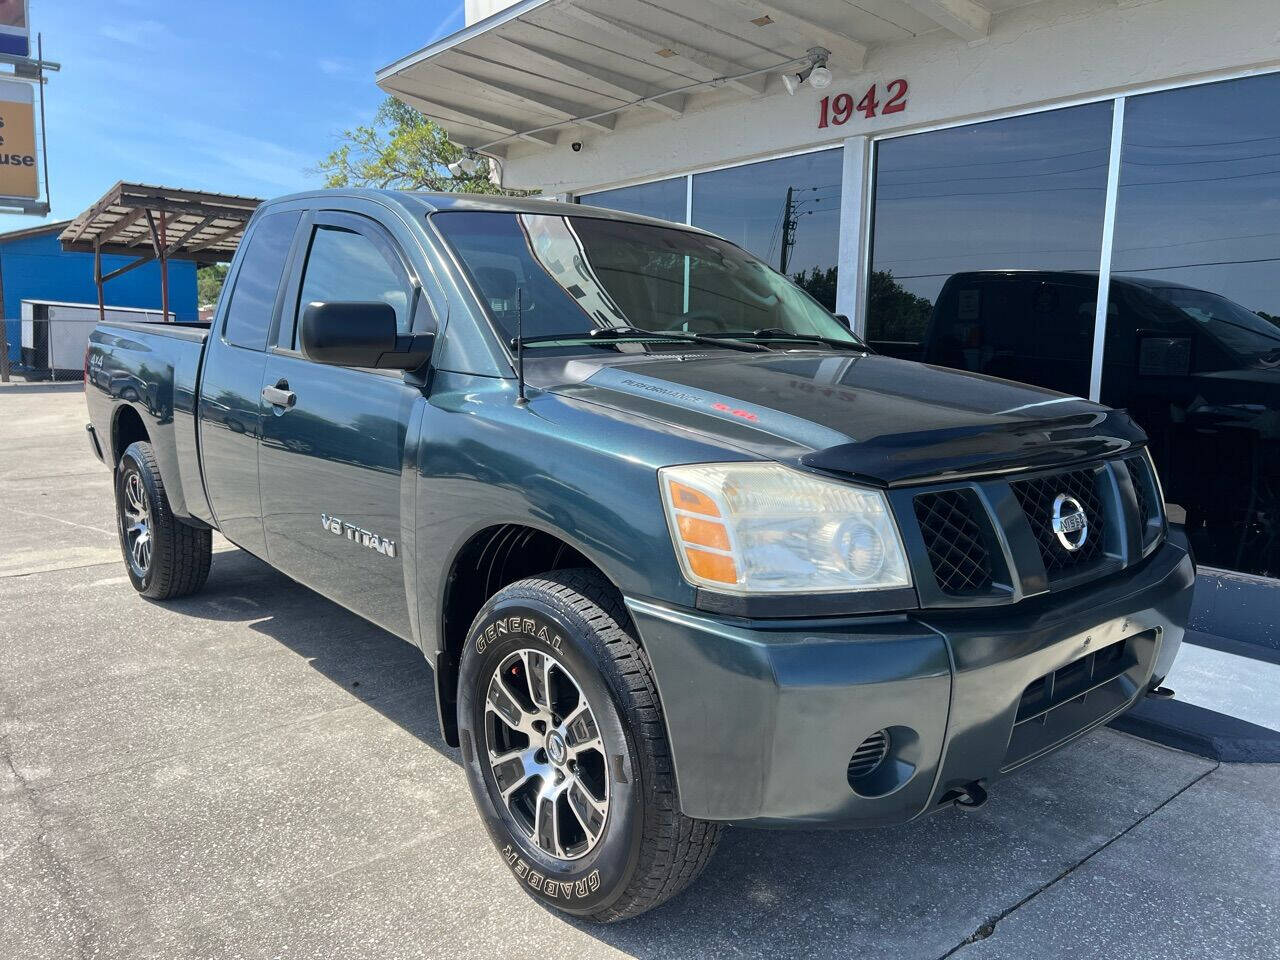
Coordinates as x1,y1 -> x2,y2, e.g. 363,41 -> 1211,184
0,0 -> 465,232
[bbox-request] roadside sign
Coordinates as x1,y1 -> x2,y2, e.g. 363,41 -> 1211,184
0,0 -> 28,57
0,78 -> 37,199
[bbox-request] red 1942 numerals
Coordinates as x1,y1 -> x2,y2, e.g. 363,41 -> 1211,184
818,79 -> 908,129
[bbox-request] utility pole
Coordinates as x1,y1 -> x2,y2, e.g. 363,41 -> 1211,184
779,185 -> 795,275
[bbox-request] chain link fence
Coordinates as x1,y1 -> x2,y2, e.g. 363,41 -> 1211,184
1,303 -> 172,383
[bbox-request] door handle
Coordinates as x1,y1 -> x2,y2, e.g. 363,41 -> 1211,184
262,380 -> 296,410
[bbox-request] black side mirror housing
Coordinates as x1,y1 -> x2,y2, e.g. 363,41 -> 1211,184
834,313 -> 853,332
299,301 -> 433,370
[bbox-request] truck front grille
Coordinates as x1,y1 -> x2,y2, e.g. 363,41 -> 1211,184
1125,457 -> 1152,525
895,451 -> 1164,608
1124,454 -> 1164,551
1010,466 -> 1106,579
913,489 -> 994,595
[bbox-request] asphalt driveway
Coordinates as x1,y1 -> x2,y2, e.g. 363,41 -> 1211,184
2,383 -> 1277,959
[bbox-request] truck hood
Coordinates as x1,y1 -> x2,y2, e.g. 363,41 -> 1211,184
539,351 -> 1146,486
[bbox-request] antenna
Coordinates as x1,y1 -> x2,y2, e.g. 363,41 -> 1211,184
515,286 -> 528,406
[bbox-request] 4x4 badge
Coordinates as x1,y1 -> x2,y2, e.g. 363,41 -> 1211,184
1051,494 -> 1088,552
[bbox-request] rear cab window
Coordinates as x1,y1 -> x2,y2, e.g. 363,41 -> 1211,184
222,210 -> 302,351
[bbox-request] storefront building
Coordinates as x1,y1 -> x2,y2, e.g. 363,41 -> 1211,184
380,0 -> 1280,579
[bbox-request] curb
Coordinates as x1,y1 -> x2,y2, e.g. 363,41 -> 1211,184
1109,696 -> 1280,763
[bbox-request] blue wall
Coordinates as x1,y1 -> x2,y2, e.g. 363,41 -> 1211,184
2,229 -> 198,364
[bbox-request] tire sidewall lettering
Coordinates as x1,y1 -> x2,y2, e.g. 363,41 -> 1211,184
500,844 -> 601,900
474,614 -> 564,656
460,594 -> 643,916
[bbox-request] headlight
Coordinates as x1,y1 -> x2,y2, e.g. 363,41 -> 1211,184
659,462 -> 912,595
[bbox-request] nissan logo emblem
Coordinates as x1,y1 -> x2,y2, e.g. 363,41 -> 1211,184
1052,494 -> 1089,552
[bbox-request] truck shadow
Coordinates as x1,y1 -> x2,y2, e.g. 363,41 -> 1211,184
161,544 -> 457,763
155,545 -> 1216,959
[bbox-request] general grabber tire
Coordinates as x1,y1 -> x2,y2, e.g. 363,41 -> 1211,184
457,568 -> 722,922
115,441 -> 212,600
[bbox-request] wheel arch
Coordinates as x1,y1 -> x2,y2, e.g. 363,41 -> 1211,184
434,521 -> 626,747
111,403 -> 150,465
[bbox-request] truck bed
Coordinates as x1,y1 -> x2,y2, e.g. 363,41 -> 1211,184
85,320 -> 213,524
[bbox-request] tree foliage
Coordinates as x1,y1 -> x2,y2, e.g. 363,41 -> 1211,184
197,263 -> 228,307
791,266 -> 838,311
316,97 -> 523,195
868,269 -> 934,344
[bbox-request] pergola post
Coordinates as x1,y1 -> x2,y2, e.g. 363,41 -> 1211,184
94,236 -> 104,324
158,212 -> 170,322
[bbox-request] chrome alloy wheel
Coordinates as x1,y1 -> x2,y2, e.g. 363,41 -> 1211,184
121,470 -> 152,578
484,648 -> 610,861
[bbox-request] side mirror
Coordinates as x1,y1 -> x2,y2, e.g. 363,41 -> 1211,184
299,301 -> 433,370
834,313 -> 853,332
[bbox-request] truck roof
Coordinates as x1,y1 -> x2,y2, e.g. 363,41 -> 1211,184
258,187 -> 709,234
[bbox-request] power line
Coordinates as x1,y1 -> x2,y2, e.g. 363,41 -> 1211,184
879,160 -> 1108,186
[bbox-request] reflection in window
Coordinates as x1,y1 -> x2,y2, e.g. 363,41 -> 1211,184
579,177 -> 686,223
223,211 -> 300,351
432,211 -> 852,348
691,149 -> 842,310
867,104 -> 1113,397
297,226 -> 411,342
1103,73 -> 1280,576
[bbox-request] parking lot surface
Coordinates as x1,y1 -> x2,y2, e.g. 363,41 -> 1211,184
2,383 -> 1277,960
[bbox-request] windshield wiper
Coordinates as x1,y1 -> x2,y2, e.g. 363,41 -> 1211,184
703,327 -> 872,352
510,325 -> 766,352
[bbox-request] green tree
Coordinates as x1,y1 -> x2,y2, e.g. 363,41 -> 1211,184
316,97 -> 525,195
791,266 -> 838,311
197,263 -> 229,307
867,269 -> 934,344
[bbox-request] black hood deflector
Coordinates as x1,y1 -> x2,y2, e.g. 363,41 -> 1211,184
800,411 -> 1146,487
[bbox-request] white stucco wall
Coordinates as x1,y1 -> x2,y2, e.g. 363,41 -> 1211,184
499,0 -> 1280,194
465,0 -> 522,27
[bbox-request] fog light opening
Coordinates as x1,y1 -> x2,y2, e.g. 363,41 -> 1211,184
847,725 -> 920,798
847,729 -> 890,781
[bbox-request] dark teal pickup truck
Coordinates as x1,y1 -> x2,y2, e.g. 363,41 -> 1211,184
85,190 -> 1193,921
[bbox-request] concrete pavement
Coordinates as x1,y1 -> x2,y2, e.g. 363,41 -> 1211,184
1,383 -> 1276,959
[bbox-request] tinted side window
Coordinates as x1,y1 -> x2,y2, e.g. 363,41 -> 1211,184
224,210 -> 301,350
294,225 -> 411,347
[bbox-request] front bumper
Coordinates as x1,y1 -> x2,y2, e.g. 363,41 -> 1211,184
625,534 -> 1195,828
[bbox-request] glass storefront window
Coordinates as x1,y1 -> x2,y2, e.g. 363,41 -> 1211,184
1102,73 -> 1280,576
867,103 -> 1113,397
579,177 -> 686,223
691,149 -> 842,310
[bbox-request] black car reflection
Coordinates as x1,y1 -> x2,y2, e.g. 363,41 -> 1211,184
871,270 -> 1280,577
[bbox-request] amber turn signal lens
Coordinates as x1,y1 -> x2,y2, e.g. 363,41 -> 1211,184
684,547 -> 738,584
676,515 -> 730,550
667,480 -> 720,517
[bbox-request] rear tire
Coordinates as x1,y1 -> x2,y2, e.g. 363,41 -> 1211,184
457,568 -> 721,922
115,441 -> 212,599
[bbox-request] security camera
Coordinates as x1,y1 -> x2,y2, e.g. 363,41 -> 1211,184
571,141 -> 583,152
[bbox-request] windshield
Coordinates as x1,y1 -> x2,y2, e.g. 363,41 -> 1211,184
432,211 -> 859,350
1147,285 -> 1280,360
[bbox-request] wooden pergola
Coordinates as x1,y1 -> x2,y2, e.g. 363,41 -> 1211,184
59,182 -> 263,323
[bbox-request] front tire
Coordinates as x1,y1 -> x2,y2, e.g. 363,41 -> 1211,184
115,441 -> 212,599
457,569 -> 721,922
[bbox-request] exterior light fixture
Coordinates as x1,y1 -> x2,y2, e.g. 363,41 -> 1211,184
781,47 -> 832,96
448,152 -> 485,177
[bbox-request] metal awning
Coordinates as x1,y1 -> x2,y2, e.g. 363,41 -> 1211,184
377,0 -> 1000,158
59,181 -> 262,263
58,181 -> 263,324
